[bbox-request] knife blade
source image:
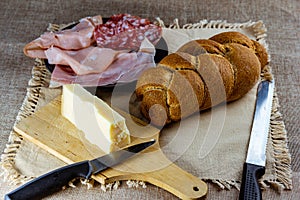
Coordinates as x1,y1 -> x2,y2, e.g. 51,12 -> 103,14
5,139 -> 155,200
239,80 -> 274,200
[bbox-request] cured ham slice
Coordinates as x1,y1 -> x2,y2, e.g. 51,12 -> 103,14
24,15 -> 103,58
117,52 -> 155,83
50,51 -> 155,87
48,38 -> 156,86
45,46 -> 120,75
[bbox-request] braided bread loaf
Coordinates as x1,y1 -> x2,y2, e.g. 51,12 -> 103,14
135,31 -> 268,126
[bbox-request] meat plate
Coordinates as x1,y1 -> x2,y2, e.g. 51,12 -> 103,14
45,18 -> 168,87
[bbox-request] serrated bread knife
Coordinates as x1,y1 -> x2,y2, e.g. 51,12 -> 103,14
5,140 -> 155,200
239,80 -> 274,200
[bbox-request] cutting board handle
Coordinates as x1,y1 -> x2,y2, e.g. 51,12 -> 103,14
144,163 -> 207,200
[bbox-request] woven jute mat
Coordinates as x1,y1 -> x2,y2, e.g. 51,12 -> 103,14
0,18 -> 292,193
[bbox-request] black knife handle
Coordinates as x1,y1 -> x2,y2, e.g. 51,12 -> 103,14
5,160 -> 92,200
239,163 -> 265,200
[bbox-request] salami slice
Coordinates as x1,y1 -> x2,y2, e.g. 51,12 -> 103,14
94,14 -> 162,50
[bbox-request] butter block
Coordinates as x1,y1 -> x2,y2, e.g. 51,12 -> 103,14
61,84 -> 130,153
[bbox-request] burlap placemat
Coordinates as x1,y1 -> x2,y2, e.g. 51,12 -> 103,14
0,18 -> 292,193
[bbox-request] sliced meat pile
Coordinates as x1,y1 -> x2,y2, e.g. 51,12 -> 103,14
23,14 -> 162,87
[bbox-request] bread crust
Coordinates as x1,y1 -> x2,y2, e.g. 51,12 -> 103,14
210,31 -> 255,50
197,54 -> 235,109
140,89 -> 170,126
252,40 -> 268,67
224,43 -> 261,101
135,67 -> 173,97
177,39 -> 225,56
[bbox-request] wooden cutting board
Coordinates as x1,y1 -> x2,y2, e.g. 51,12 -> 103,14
14,95 -> 207,199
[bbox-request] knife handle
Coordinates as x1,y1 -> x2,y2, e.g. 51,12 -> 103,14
5,160 -> 91,200
239,163 -> 265,200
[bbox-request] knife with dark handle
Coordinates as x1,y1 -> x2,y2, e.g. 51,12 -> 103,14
239,80 -> 274,200
5,161 -> 92,200
239,163 -> 265,200
5,140 -> 155,200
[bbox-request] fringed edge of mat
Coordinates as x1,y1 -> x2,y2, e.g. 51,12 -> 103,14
0,19 -> 292,192
0,60 -> 50,185
259,91 -> 293,191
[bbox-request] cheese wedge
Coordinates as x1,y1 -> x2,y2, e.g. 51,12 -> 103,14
61,84 -> 130,153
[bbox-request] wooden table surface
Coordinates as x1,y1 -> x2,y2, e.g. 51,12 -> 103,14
0,0 -> 299,199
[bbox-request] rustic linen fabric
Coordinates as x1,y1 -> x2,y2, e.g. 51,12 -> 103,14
0,18 -> 292,197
